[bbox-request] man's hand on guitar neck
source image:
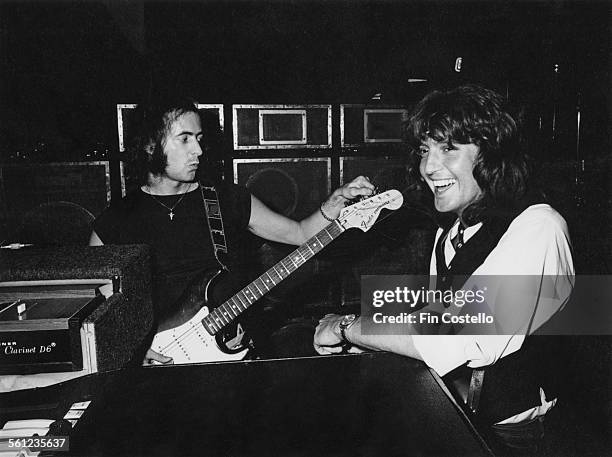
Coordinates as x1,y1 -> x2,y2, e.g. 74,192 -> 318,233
143,348 -> 173,365
321,175 -> 376,220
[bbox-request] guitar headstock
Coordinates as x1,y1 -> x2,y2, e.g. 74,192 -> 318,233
337,189 -> 403,232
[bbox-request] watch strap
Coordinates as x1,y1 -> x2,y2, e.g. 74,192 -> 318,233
339,314 -> 357,344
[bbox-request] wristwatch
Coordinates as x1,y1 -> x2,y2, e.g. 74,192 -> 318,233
339,314 -> 357,344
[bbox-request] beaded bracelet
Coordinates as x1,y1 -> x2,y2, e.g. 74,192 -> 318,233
319,203 -> 336,222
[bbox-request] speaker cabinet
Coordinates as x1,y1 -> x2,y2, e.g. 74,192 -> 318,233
116,104 -> 224,152
0,162 -> 115,245
339,155 -> 411,190
233,158 -> 331,220
341,105 -> 408,147
232,105 -> 332,150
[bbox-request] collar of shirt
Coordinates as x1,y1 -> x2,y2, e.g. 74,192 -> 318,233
444,219 -> 484,266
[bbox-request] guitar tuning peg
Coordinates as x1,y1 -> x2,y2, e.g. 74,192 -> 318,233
345,184 -> 382,205
355,193 -> 373,203
365,186 -> 381,200
357,185 -> 380,202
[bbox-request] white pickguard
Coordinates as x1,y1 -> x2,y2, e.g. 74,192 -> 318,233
150,306 -> 248,364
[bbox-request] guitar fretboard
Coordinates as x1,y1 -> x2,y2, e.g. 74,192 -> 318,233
202,220 -> 344,336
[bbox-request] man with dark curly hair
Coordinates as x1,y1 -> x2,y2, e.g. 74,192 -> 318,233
315,85 -> 574,455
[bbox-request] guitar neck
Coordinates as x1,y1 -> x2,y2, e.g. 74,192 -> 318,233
202,220 -> 344,335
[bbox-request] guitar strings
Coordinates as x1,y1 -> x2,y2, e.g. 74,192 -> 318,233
155,196 -> 403,356
155,196 -> 403,355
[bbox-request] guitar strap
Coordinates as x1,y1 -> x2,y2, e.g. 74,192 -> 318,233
199,183 -> 229,271
199,183 -> 250,352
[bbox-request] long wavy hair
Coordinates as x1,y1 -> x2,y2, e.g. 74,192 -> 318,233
127,95 -> 200,186
404,84 -> 535,226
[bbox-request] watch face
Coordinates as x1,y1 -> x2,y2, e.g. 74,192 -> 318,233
341,314 -> 357,327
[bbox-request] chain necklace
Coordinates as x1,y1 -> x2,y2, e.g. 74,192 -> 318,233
146,183 -> 194,221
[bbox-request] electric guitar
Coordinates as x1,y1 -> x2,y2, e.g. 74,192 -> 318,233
150,189 -> 404,364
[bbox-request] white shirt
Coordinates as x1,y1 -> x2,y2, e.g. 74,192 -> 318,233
412,204 -> 575,423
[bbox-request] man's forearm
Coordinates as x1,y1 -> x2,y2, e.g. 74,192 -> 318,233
342,316 -> 424,360
314,314 -> 423,360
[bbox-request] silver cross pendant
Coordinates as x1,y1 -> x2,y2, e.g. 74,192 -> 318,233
169,211 -> 174,221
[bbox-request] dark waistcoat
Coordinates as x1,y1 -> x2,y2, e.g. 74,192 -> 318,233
434,206 -> 562,425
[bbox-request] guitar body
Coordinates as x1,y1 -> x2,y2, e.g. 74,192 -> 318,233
151,269 -> 250,364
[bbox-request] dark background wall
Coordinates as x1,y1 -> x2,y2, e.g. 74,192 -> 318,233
0,1 -> 609,159
0,0 -> 609,268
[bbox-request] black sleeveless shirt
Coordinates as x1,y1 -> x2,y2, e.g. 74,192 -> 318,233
93,182 -> 251,316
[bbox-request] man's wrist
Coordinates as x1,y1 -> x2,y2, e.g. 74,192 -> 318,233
319,204 -> 336,222
338,314 -> 358,344
334,318 -> 343,340
320,198 -> 343,220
